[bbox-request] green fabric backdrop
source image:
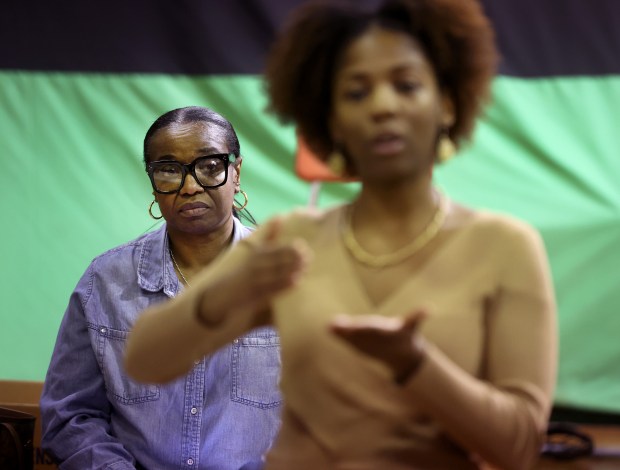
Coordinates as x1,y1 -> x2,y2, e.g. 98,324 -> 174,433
1,71 -> 619,413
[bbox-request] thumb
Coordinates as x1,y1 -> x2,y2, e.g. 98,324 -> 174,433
402,310 -> 427,334
263,217 -> 282,243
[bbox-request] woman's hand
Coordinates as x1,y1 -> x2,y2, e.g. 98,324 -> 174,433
197,217 -> 313,326
125,218 -> 311,383
330,310 -> 427,384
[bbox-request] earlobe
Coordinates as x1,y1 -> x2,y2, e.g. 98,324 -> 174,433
233,157 -> 243,190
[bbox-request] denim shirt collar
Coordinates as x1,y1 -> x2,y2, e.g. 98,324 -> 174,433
137,217 -> 251,297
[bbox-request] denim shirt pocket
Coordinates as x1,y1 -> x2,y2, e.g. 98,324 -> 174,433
94,325 -> 160,405
231,327 -> 282,409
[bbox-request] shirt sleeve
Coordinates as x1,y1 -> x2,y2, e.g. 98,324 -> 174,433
40,265 -> 137,470
403,221 -> 557,470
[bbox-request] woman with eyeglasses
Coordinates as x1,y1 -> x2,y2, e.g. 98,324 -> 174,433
125,1 -> 557,468
40,106 -> 281,470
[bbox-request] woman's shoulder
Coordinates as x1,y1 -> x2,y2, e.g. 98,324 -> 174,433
90,225 -> 166,271
243,205 -> 344,244
275,205 -> 345,240
68,226 -> 166,298
447,200 -> 543,247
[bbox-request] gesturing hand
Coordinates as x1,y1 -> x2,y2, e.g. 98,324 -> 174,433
329,310 -> 427,384
197,217 -> 312,326
243,217 -> 312,305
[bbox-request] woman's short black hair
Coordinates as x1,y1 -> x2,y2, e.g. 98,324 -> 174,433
143,106 -> 240,165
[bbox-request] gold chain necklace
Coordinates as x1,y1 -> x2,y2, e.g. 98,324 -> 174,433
342,195 -> 447,268
170,249 -> 191,287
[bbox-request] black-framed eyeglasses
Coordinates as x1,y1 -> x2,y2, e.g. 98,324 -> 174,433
147,153 -> 238,194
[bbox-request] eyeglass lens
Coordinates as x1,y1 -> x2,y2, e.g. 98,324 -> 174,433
151,156 -> 228,192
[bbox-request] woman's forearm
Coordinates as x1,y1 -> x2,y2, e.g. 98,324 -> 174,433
125,225 -> 311,384
125,288 -> 215,383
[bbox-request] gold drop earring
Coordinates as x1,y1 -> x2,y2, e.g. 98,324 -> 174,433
327,148 -> 347,176
437,129 -> 456,163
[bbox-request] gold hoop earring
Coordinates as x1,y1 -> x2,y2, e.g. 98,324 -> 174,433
148,199 -> 163,220
234,190 -> 249,211
437,130 -> 456,163
327,149 -> 347,176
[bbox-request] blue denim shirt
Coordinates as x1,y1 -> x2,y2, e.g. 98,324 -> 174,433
40,219 -> 282,470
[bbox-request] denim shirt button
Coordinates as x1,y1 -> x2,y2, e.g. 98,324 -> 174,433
100,327 -> 106,334
187,458 -> 194,466
233,339 -> 239,344
190,407 -> 198,415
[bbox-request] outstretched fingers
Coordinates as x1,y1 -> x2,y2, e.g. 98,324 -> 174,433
329,310 -> 428,382
330,310 -> 426,336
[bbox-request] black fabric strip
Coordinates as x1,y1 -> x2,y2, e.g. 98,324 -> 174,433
0,0 -> 301,75
1,0 -> 619,77
481,0 -> 620,77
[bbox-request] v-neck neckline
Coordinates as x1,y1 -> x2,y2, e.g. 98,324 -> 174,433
330,201 -> 458,315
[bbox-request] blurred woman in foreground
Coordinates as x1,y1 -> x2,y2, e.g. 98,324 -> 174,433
126,2 -> 557,469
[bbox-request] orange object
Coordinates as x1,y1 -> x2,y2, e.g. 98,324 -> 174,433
295,134 -> 357,182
